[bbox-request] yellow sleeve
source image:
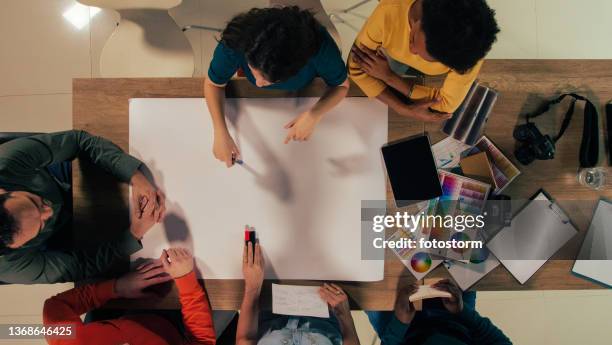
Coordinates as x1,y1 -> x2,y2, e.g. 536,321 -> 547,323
411,60 -> 483,113
348,3 -> 390,97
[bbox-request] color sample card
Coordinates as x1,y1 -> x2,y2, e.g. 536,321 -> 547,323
464,136 -> 520,193
438,171 -> 490,214
432,137 -> 471,169
423,171 -> 491,260
460,152 -> 495,186
424,171 -> 490,222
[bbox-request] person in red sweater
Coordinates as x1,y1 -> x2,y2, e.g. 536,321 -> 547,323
43,248 -> 216,345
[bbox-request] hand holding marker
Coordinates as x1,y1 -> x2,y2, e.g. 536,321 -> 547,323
232,152 -> 243,166
245,225 -> 257,259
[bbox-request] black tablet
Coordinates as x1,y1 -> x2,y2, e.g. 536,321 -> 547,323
381,134 -> 442,207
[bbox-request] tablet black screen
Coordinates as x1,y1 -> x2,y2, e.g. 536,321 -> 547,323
381,135 -> 442,207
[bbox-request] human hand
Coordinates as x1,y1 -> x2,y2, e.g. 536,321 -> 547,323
393,283 -> 419,324
242,242 -> 264,295
213,131 -> 240,167
131,170 -> 166,221
284,111 -> 321,144
351,44 -> 394,82
319,283 -> 351,318
114,260 -> 172,299
129,192 -> 161,240
401,98 -> 452,122
432,279 -> 463,314
160,248 -> 194,279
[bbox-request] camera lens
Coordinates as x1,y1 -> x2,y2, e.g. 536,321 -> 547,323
514,145 -> 536,165
513,124 -> 531,141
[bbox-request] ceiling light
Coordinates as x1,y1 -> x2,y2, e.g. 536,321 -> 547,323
63,3 -> 101,30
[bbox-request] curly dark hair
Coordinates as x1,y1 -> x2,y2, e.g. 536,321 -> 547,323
421,0 -> 499,74
220,6 -> 324,83
0,193 -> 18,250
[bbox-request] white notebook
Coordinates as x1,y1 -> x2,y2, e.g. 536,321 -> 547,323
572,199 -> 612,287
487,191 -> 578,284
272,284 -> 329,318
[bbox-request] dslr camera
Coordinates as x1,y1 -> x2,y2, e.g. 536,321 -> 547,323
513,122 -> 555,165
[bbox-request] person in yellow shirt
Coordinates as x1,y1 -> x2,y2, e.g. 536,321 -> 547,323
349,0 -> 499,122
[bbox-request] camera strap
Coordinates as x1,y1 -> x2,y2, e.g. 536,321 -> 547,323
523,93 -> 599,167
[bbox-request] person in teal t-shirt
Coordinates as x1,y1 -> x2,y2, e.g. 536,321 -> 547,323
204,6 -> 349,167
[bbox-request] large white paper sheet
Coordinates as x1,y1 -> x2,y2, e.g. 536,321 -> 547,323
129,98 -> 387,281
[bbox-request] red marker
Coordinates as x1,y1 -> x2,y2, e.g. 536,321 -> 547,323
244,225 -> 256,247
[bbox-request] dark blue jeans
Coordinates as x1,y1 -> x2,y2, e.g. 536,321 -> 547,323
366,291 -> 477,339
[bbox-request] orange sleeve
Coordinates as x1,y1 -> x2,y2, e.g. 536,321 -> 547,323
42,280 -> 120,345
175,271 -> 217,345
411,60 -> 484,113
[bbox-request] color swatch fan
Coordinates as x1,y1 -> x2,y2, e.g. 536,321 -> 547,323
462,136 -> 520,193
442,83 -> 498,145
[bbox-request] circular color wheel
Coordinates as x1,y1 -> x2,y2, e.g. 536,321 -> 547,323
410,252 -> 432,273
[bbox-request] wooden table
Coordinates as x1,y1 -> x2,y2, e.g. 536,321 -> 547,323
73,60 -> 612,310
